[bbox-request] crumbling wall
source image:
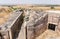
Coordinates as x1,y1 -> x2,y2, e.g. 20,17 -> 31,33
26,10 -> 48,39
34,14 -> 48,37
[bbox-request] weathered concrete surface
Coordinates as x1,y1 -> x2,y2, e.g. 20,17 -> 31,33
25,10 -> 48,39
48,12 -> 60,25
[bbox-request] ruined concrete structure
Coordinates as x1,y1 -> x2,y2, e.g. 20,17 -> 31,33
47,10 -> 60,32
0,10 -> 24,39
18,10 -> 60,39
0,9 -> 60,39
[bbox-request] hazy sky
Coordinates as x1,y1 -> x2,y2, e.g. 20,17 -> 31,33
0,0 -> 60,5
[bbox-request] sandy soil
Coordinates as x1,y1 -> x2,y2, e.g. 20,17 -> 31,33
36,29 -> 60,39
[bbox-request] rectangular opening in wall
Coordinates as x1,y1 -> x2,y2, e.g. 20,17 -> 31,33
48,23 -> 56,31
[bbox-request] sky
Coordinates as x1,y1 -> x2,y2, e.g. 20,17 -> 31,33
0,0 -> 60,5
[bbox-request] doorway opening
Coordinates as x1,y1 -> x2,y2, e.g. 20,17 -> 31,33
48,23 -> 56,31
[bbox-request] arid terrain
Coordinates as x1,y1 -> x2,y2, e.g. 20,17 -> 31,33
36,29 -> 60,39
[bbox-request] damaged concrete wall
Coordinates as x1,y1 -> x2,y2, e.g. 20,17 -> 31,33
47,10 -> 60,32
26,10 -> 48,39
34,14 -> 48,37
11,13 -> 24,39
48,12 -> 59,25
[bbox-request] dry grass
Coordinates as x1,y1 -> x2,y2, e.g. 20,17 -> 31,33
0,7 -> 12,25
